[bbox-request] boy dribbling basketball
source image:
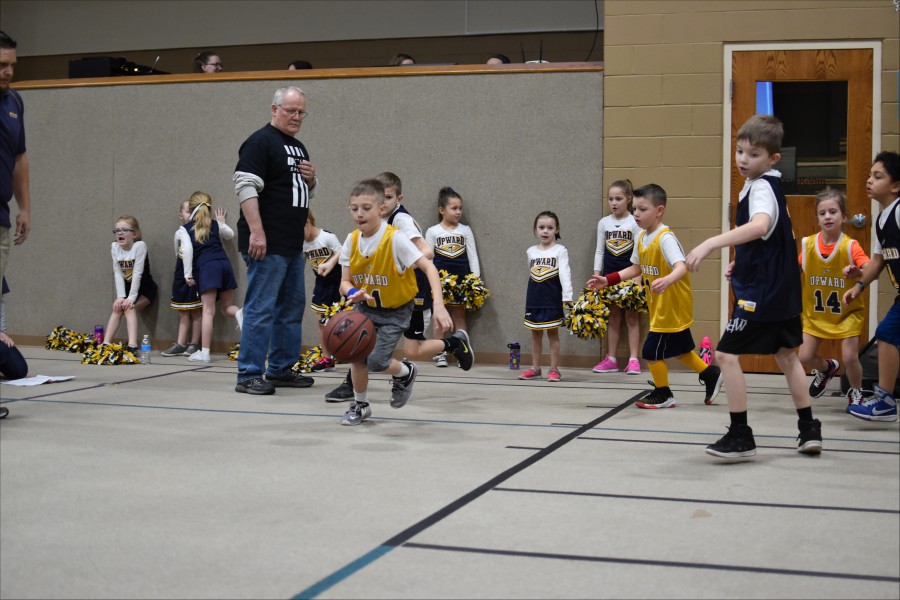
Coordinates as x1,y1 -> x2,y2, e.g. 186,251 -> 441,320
337,179 -> 458,426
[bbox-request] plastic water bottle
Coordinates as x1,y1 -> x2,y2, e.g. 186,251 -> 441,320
507,342 -> 520,370
699,336 -> 713,366
140,334 -> 151,364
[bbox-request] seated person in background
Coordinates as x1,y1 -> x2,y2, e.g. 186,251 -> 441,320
389,53 -> 415,66
486,54 -> 511,64
193,51 -> 223,73
288,60 -> 313,70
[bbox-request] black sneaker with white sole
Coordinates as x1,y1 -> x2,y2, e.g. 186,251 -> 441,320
451,330 -> 474,371
706,424 -> 756,459
636,385 -> 675,409
699,365 -> 724,405
265,372 -> 314,388
797,419 -> 823,455
325,373 -> 354,402
809,358 -> 839,398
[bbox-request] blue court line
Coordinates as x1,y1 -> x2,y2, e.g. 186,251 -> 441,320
291,390 -> 644,599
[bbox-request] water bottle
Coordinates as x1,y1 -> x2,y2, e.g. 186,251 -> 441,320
699,336 -> 713,366
140,334 -> 151,364
507,342 -> 520,370
93,325 -> 104,345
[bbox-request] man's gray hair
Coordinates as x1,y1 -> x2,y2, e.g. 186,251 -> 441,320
273,86 -> 305,106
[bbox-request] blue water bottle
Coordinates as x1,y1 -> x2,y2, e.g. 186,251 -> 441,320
507,342 -> 520,370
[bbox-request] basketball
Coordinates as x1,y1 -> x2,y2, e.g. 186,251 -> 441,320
322,311 -> 376,363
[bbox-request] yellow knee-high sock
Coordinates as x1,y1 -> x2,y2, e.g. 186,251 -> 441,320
678,351 -> 709,374
648,360 -> 669,388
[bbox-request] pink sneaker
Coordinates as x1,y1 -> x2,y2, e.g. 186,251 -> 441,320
624,359 -> 641,375
592,355 -> 618,373
518,368 -> 542,380
547,369 -> 561,382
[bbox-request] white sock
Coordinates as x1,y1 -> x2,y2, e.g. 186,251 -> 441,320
354,391 -> 368,404
395,363 -> 410,379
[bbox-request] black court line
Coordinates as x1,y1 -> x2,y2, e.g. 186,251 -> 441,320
493,487 -> 900,514
577,435 -> 900,455
292,390 -> 645,599
401,542 -> 900,584
505,445 -> 543,451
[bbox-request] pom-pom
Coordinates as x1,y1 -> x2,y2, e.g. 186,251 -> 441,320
564,288 -> 611,340
291,345 -> 324,374
600,280 -> 649,312
46,326 -> 96,354
455,273 -> 491,312
437,269 -> 459,305
319,296 -> 354,325
227,343 -> 239,361
81,341 -> 140,365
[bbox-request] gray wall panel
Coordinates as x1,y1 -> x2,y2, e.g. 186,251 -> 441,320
7,69 -> 603,363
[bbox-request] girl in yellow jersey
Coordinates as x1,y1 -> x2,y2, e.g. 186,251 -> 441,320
588,184 -> 723,409
798,188 -> 869,407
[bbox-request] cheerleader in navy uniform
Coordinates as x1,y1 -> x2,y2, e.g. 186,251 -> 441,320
425,187 -> 482,367
179,192 -> 242,363
519,211 -> 573,382
303,210 -> 342,371
592,179 -> 642,375
161,198 -> 202,357
103,215 -> 158,352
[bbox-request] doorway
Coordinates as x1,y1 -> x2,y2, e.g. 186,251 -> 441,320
726,44 -> 878,374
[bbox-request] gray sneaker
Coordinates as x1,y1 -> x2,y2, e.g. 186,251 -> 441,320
161,343 -> 188,357
341,401 -> 371,426
390,360 -> 417,408
183,343 -> 201,356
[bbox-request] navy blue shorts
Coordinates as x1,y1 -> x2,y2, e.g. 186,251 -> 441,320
642,329 -> 695,361
310,280 -> 341,314
875,302 -> 900,347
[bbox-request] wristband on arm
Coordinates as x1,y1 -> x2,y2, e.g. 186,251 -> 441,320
605,271 -> 621,286
347,287 -> 360,297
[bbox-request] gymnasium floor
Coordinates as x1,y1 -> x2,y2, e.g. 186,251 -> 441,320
1,345 -> 898,599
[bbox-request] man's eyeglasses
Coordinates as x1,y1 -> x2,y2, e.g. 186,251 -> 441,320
113,228 -> 134,234
278,106 -> 309,118
205,62 -> 223,69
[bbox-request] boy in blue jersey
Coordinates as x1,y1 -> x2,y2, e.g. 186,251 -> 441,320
686,115 -> 822,459
842,151 -> 900,422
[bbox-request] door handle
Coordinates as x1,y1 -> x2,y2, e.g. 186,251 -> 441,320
848,213 -> 867,228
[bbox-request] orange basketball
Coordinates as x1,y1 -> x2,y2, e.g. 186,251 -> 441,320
322,311 -> 376,363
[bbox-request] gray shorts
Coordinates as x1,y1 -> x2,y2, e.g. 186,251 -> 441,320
356,300 -> 414,372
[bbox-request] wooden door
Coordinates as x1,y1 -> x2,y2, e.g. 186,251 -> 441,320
730,48 -> 873,373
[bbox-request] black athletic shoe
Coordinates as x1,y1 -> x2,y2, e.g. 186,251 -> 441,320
325,373 -> 354,403
451,330 -> 474,371
699,365 -> 724,405
809,359 -> 839,398
797,419 -> 823,455
706,424 -> 756,459
265,372 -> 314,388
0,406 -> 8,419
636,385 -> 675,409
235,378 -> 275,395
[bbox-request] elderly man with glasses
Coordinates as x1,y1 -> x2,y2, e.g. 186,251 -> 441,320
232,86 -> 318,395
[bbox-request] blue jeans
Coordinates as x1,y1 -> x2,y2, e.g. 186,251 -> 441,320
237,252 -> 306,383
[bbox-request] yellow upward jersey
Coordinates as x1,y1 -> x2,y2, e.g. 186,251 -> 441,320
801,233 -> 864,339
638,227 -> 693,333
349,226 -> 418,309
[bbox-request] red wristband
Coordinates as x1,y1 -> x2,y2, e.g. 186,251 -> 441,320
606,271 -> 621,286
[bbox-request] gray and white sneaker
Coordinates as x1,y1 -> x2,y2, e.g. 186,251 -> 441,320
161,343 -> 188,357
433,352 -> 448,368
183,343 -> 201,356
341,401 -> 371,426
391,360 -> 417,408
